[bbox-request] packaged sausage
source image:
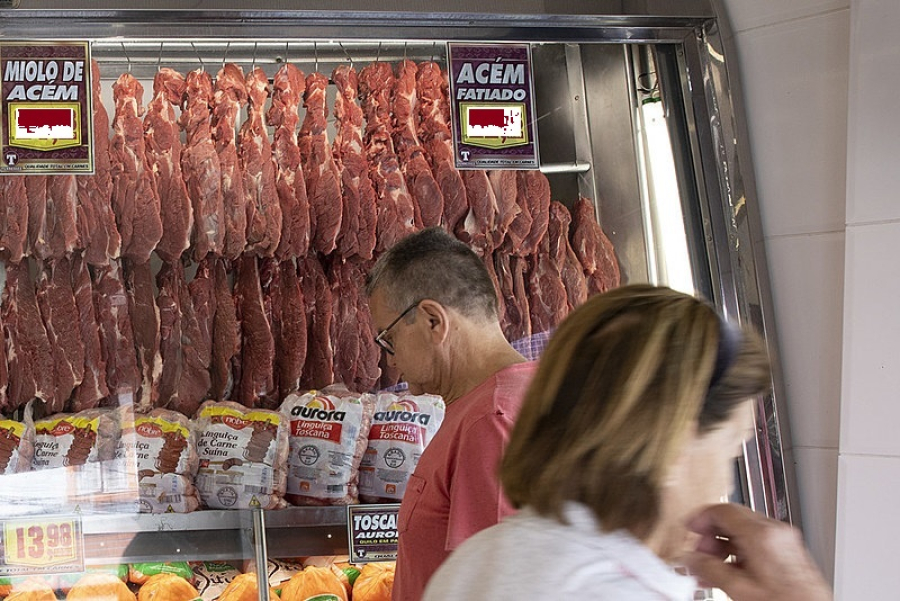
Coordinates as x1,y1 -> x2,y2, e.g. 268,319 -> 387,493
279,391 -> 374,506
193,401 -> 288,510
32,408 -> 121,470
358,393 -> 445,503
0,400 -> 35,474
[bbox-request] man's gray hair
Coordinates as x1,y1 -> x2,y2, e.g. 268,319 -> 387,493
365,227 -> 499,321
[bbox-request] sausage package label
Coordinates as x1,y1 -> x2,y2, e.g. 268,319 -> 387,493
193,401 -> 288,510
116,410 -> 197,476
32,410 -> 114,469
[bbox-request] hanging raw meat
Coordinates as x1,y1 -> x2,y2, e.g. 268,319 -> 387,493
77,60 -> 122,267
36,258 -> 85,411
351,259 -> 381,392
124,259 -> 161,412
268,62 -> 311,260
518,170 -> 551,255
0,176 -> 28,263
176,257 -> 213,415
211,257 -> 239,401
297,254 -> 333,390
25,176 -> 48,259
70,253 -> 109,412
458,170 -> 499,253
527,234 -> 569,334
549,201 -> 589,311
110,72 -> 163,263
145,67 -> 193,263
333,64 -> 378,260
0,307 -> 7,413
235,255 -> 276,407
488,170 -> 520,250
2,261 -> 56,412
359,62 -> 417,251
240,67 -> 283,257
299,71 -> 342,255
180,69 -> 224,261
259,257 -> 281,405
213,63 -> 250,260
416,61 -> 468,233
329,258 -> 362,389
496,251 -> 531,343
504,171 -> 535,256
43,175 -> 79,259
481,250 -> 505,325
93,260 -> 141,402
393,60 -> 444,229
155,261 -> 184,411
571,196 -> 621,294
275,260 -> 306,399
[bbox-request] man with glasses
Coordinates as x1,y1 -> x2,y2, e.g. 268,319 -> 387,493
365,228 -> 537,601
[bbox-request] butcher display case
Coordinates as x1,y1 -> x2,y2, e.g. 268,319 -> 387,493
0,1 -> 797,599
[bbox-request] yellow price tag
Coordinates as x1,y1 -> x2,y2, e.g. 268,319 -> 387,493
2,517 -> 84,575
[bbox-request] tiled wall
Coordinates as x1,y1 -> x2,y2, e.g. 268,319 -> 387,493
835,0 -> 900,596
721,0 -> 850,585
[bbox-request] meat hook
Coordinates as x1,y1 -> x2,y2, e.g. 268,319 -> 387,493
120,41 -> 132,73
190,41 -> 204,72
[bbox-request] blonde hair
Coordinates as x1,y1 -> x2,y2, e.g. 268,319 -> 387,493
500,285 -> 771,539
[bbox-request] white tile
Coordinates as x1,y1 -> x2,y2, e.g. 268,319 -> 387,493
792,447 -> 838,585
835,454 -> 900,597
845,0 -> 900,224
735,11 -> 850,237
840,222 -> 900,455
723,0 -> 849,33
765,233 -> 844,448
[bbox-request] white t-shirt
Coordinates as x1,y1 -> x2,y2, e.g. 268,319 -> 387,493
423,502 -> 697,600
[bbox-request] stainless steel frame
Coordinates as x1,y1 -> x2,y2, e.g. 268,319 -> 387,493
0,0 -> 797,537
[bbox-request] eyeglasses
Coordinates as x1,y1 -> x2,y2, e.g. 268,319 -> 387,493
374,301 -> 420,356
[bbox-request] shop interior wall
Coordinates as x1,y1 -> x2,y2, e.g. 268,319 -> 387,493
717,0 -> 849,588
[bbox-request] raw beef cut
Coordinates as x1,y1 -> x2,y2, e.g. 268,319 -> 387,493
2,261 -> 56,413
333,64 -> 377,260
0,176 -> 28,263
92,260 -> 141,401
146,68 -> 193,262
268,63 -> 311,260
504,171 -> 535,256
124,259 -> 161,412
175,258 -> 212,416
211,258 -> 239,401
571,196 -> 621,294
110,72 -> 163,263
416,62 -> 468,233
259,258 -> 281,405
518,170 -> 551,256
549,201 -> 588,311
393,60 -> 444,229
297,254 -> 333,390
359,62 -> 417,251
77,60 -> 122,267
25,176 -> 48,259
44,175 -> 79,259
213,63 -> 250,260
458,170 -> 499,253
481,250 -> 505,325
235,255 -> 276,408
351,260 -> 381,392
0,299 -> 8,412
488,170 -> 520,250
496,252 -> 531,343
240,68 -> 283,257
180,69 -> 224,260
329,258 -> 361,389
36,258 -> 85,410
299,71 -> 342,255
275,260 -> 306,399
155,261 -> 184,411
527,236 -> 569,335
70,254 -> 109,412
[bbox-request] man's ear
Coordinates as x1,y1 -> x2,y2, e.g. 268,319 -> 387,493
417,299 -> 450,343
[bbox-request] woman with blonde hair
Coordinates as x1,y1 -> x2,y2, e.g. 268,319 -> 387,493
423,285 -> 831,600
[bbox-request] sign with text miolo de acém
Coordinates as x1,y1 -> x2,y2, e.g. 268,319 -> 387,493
1,41 -> 94,174
448,43 -> 539,170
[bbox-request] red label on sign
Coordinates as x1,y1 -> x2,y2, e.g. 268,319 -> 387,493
16,107 -> 74,131
468,107 -> 507,128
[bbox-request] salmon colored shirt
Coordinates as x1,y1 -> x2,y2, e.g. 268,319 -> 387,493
392,361 -> 537,601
